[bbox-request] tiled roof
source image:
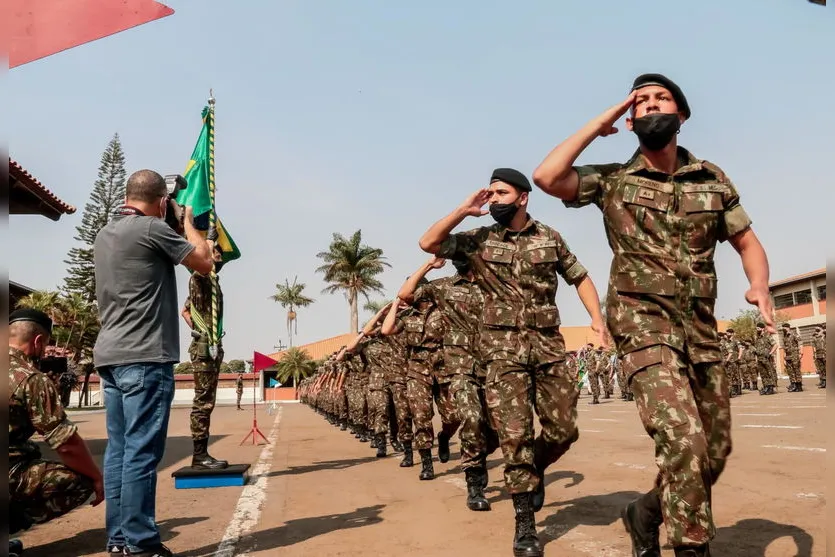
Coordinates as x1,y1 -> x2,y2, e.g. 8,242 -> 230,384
9,158 -> 76,215
769,268 -> 825,289
269,333 -> 355,362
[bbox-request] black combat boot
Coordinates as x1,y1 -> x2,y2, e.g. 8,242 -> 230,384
390,438 -> 404,452
400,441 -> 414,467
511,492 -> 542,557
621,489 -> 663,557
465,467 -> 490,511
673,544 -> 711,556
627,392 -> 634,402
9,540 -> 23,557
340,419 -> 348,431
751,381 -> 758,391
418,449 -> 434,480
480,455 -> 489,488
359,427 -> 369,443
787,382 -> 797,392
796,381 -> 803,391
376,433 -> 387,458
437,431 -> 451,463
819,379 -> 826,389
369,434 -> 379,449
590,397 -> 599,404
192,438 -> 229,470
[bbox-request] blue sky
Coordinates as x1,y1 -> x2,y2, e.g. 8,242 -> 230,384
9,0 -> 833,361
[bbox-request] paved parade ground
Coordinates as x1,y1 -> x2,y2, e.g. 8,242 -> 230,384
19,386 -> 826,557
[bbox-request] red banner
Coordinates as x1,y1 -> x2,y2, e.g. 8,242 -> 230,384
8,0 -> 174,68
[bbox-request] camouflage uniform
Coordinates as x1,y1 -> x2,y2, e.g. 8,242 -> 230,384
382,330 -> 413,447
438,216 -> 588,495
186,272 -> 224,442
782,325 -> 802,390
741,340 -> 757,390
364,336 -> 393,444
346,345 -> 370,441
430,274 -> 500,472
754,326 -> 777,393
565,147 -> 752,546
725,332 -> 742,396
236,374 -> 244,409
813,327 -> 825,386
9,347 -> 93,534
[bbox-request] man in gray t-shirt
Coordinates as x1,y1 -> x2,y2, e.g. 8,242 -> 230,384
93,169 -> 213,557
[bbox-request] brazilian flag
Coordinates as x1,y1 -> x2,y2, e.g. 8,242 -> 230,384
175,105 -> 241,264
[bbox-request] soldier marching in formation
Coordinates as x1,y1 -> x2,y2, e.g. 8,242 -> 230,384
295,74 -> 825,557
813,324 -> 826,388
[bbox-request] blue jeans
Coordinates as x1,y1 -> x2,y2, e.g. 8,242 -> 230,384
99,363 -> 175,553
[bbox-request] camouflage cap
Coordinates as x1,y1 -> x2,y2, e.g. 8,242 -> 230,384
631,73 -> 691,119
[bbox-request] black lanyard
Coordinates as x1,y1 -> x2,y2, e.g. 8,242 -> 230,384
117,205 -> 146,216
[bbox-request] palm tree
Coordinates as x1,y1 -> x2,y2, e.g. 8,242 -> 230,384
269,276 -> 315,347
15,290 -> 64,320
363,299 -> 388,315
275,347 -> 317,391
315,230 -> 390,334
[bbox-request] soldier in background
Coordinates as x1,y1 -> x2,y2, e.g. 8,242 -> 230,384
587,345 -> 604,404
813,325 -> 825,388
725,328 -> 743,397
9,309 -> 104,556
782,323 -> 803,392
740,338 -> 757,391
754,322 -> 777,395
182,242 -> 229,470
236,372 -> 244,410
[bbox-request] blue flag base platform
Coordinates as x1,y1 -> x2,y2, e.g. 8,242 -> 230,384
172,463 -> 251,489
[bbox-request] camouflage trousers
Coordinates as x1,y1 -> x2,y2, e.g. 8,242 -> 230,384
726,362 -> 741,388
627,344 -> 732,547
484,359 -> 580,494
191,357 -> 221,441
9,459 -> 94,534
236,390 -> 243,408
368,369 -> 391,435
816,358 -> 826,379
588,368 -> 610,399
390,380 -> 414,443
406,377 -> 435,450
617,367 -> 631,396
348,381 -> 368,427
337,388 -> 349,420
784,357 -> 801,383
741,362 -> 757,386
433,377 -> 462,438
451,374 -> 500,470
755,361 -> 777,388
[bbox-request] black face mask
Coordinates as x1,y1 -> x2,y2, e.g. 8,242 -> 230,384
489,203 -> 519,227
632,113 -> 680,151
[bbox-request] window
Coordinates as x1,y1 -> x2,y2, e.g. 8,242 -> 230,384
794,289 -> 813,305
818,285 -> 826,300
773,293 -> 794,309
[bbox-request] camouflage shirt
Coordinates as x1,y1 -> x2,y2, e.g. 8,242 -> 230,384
783,329 -> 800,360
185,272 -> 224,354
438,216 -> 588,367
813,332 -> 825,360
419,275 -> 485,376
9,347 -> 78,469
755,332 -> 774,362
566,147 -> 752,369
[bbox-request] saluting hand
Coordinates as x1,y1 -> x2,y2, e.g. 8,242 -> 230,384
459,189 -> 491,217
596,91 -> 637,137
428,255 -> 447,269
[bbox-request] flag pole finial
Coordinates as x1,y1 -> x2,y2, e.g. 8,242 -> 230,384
208,88 -> 215,106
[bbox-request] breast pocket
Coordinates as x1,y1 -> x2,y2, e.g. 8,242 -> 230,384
621,183 -> 672,246
681,187 -> 723,248
481,246 -> 513,282
523,244 -> 558,280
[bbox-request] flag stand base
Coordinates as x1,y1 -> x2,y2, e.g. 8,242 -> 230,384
240,416 -> 269,445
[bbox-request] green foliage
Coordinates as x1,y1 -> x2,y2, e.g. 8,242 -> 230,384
275,347 -> 317,387
63,134 -> 127,301
15,290 -> 99,365
729,308 -> 792,342
227,359 -> 246,373
175,362 -> 193,374
315,230 -> 390,333
219,361 -> 231,374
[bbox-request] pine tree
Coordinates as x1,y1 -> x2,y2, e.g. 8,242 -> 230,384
63,133 -> 127,301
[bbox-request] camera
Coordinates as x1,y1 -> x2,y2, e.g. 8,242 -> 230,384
164,174 -> 187,235
39,356 -> 68,380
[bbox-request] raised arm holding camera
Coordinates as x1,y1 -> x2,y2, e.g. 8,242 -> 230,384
93,169 -> 214,557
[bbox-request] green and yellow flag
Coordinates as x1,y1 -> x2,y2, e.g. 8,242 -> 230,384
175,104 -> 241,264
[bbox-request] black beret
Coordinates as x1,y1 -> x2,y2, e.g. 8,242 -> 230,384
490,168 -> 531,192
631,73 -> 691,120
10,308 -> 53,333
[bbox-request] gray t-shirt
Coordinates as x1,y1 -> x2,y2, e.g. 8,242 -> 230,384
93,214 -> 195,367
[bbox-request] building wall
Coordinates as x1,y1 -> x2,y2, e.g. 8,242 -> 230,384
769,272 -> 825,374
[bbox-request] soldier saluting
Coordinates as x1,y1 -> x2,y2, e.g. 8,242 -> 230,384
419,168 -> 606,557
532,73 -> 774,557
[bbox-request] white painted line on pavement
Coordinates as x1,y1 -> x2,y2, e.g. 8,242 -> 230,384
763,406 -> 824,409
736,413 -> 784,417
762,444 -> 825,453
741,424 -> 802,429
592,418 -> 619,422
796,493 -> 821,499
582,429 -> 604,433
613,462 -> 648,470
214,407 -> 283,557
608,411 -> 632,414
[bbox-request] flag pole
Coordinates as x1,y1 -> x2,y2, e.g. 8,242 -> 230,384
207,89 -> 219,358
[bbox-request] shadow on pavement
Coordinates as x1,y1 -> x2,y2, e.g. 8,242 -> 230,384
712,518 -> 815,557
178,504 -> 386,557
485,470 -> 585,506
538,490 -> 641,547
19,516 -> 209,557
267,456 -> 379,477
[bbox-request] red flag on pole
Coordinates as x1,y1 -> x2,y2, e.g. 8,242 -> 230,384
253,351 -> 278,373
8,0 -> 175,69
